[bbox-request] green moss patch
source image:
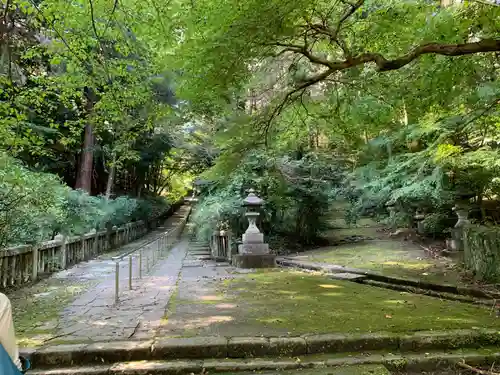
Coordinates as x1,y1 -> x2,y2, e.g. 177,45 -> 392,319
221,270 -> 500,334
305,241 -> 462,285
217,364 -> 390,375
8,278 -> 95,348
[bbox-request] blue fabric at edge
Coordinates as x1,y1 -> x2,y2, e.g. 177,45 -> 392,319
0,343 -> 22,375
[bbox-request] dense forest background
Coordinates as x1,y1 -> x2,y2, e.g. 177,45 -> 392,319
1,0 -> 499,254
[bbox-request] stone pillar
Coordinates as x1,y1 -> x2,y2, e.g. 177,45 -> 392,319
93,231 -> 99,257
32,245 -> 39,281
59,235 -> 67,269
233,189 -> 275,268
80,235 -> 86,261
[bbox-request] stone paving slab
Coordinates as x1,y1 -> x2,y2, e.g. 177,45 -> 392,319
57,237 -> 189,342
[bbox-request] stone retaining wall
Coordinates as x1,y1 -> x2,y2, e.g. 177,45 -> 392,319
463,226 -> 500,282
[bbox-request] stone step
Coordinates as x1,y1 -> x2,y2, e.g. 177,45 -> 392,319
23,329 -> 500,368
187,251 -> 211,256
26,348 -> 500,375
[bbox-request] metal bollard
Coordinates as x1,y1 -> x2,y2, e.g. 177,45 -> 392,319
147,251 -> 150,272
139,249 -> 143,279
129,255 -> 133,290
115,261 -> 120,304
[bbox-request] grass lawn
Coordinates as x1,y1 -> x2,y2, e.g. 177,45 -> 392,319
222,270 -> 499,334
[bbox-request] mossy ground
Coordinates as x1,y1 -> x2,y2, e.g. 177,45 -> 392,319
314,203 -> 463,286
8,277 -> 95,347
304,241 -> 462,285
219,270 -> 500,334
162,268 -> 500,337
217,364 -> 390,375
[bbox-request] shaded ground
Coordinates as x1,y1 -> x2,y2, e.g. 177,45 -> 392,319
303,241 -> 461,285
312,203 -> 464,286
160,268 -> 500,337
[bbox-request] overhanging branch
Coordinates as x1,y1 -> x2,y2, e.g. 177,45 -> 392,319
267,38 -> 500,132
281,38 -> 500,74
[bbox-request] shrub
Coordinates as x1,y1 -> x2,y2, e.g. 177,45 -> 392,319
0,153 -> 172,247
191,151 -> 340,250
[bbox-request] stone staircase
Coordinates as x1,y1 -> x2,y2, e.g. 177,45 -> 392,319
25,329 -> 500,374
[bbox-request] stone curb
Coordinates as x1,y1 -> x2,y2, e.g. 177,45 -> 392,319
27,348 -> 500,375
276,257 -> 500,301
24,329 -> 500,368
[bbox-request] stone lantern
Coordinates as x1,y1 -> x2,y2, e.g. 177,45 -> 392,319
385,201 -> 397,231
453,203 -> 470,228
233,189 -> 276,268
447,203 -> 470,252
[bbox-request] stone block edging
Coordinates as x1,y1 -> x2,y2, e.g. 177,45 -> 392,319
26,347 -> 500,375
276,257 -> 500,301
25,328 -> 500,367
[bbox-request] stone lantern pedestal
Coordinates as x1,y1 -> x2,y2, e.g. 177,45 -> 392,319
233,189 -> 275,268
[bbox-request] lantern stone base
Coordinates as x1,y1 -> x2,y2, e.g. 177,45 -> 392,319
238,243 -> 269,255
232,254 -> 276,269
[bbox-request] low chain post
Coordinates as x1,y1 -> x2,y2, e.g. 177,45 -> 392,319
129,255 -> 133,290
147,245 -> 150,272
139,249 -> 143,279
115,261 -> 120,305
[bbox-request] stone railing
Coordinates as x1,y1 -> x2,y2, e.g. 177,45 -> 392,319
0,197 -> 191,290
0,221 -> 150,289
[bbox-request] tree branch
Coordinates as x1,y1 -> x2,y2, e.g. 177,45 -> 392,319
264,38 -> 500,140
280,38 -> 500,74
457,361 -> 500,375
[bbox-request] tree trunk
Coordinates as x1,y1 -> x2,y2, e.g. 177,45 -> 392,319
105,153 -> 116,199
75,123 -> 94,193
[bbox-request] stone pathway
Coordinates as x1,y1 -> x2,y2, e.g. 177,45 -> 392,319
37,230 -> 263,343
54,205 -> 192,342
11,206 -> 191,346
57,238 -> 190,342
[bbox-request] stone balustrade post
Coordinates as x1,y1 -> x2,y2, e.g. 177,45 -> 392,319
32,244 -> 39,281
60,235 -> 67,269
